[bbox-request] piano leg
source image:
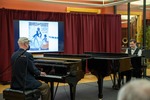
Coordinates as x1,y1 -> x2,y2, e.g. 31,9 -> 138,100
117,73 -> 122,89
97,75 -> 103,99
69,83 -> 77,100
112,60 -> 120,90
50,82 -> 54,100
112,71 -> 119,89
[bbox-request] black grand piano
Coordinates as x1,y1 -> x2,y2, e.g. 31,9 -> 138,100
34,53 -> 88,100
34,52 -> 137,100
85,52 -> 134,100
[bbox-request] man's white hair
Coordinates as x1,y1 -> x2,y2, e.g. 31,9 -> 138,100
118,79 -> 150,100
18,37 -> 30,44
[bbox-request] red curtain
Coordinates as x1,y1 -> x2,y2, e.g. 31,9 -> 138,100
0,8 -> 122,82
65,14 -> 122,53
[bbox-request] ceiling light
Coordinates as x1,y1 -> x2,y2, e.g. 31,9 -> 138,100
40,0 -> 139,7
131,0 -> 150,5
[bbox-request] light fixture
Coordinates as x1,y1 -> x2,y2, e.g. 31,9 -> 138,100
31,0 -> 140,7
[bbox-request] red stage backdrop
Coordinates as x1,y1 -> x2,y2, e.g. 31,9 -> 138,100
0,8 -> 122,82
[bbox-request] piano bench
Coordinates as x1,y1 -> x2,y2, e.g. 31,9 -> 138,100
3,88 -> 41,100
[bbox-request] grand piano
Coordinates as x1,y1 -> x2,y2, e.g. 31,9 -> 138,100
34,53 -> 88,100
34,52 -> 135,100
85,52 -> 133,100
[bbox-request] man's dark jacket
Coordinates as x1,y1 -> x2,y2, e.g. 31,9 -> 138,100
11,48 -> 42,90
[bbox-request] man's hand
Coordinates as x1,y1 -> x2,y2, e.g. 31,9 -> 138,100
40,72 -> 46,76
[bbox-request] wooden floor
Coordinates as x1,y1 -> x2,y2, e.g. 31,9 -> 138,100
0,73 -> 109,93
1,69 -> 150,94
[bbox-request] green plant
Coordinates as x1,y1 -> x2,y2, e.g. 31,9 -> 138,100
146,26 -> 150,49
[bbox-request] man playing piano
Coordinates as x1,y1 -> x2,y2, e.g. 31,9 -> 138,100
11,37 -> 51,100
120,39 -> 142,83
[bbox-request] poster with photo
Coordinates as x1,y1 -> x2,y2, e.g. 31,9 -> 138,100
28,22 -> 49,50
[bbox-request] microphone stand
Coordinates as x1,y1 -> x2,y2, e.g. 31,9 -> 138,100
23,55 -> 28,94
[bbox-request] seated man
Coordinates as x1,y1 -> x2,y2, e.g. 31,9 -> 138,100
11,37 -> 51,100
120,39 -> 142,83
117,79 -> 150,100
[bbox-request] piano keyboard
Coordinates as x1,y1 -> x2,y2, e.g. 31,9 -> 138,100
41,75 -> 63,79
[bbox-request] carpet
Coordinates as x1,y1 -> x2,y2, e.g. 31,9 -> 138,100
0,80 -> 118,100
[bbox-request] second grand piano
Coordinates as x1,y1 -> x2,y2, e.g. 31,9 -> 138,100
85,52 -> 133,100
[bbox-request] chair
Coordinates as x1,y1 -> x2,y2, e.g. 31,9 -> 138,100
3,88 -> 41,100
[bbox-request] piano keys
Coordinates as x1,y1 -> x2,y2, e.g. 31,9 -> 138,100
34,54 -> 88,100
